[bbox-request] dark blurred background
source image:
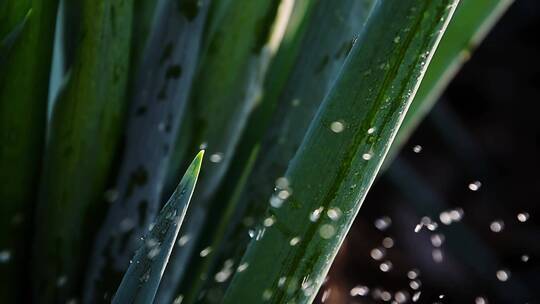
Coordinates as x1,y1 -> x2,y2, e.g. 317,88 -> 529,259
318,1 -> 540,303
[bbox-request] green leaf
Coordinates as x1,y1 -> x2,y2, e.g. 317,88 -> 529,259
386,0 -> 513,164
223,0 -> 459,303
83,1 -> 211,301
173,1 -> 377,302
33,0 -> 133,302
112,151 -> 203,304
0,1 -> 59,302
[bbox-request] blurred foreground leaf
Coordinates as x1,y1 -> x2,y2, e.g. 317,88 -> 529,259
33,0 -> 133,302
0,0 -> 59,302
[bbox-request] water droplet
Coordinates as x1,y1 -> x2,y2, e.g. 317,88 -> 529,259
407,269 -> 419,279
395,290 -> 409,303
237,262 -> 249,272
432,249 -> 443,263
262,289 -> 273,300
330,121 -> 345,133
322,289 -> 331,302
148,247 -> 161,259
413,145 -> 422,153
173,295 -> 184,304
270,195 -> 283,208
326,207 -> 342,221
278,276 -> 287,287
475,296 -> 488,304
263,216 -> 275,227
362,152 -> 372,160
289,237 -> 301,246
178,235 -> 190,246
430,234 -> 445,247
319,224 -> 336,239
0,250 -> 12,263
374,216 -> 391,231
350,285 -> 369,296
277,189 -> 291,200
275,177 -> 289,189
209,153 -> 224,163
490,220 -> 504,233
310,207 -> 323,222
269,195 -> 284,208
409,279 -> 421,290
496,269 -> 510,282
367,127 -> 376,134
200,247 -> 212,257
521,254 -> 529,262
394,36 -> 401,43
214,269 -> 232,282
382,237 -> 394,249
412,291 -> 421,302
468,181 -> 482,191
57,275 -> 68,287
517,212 -> 529,222
370,247 -> 385,260
380,290 -> 392,301
379,261 -> 392,272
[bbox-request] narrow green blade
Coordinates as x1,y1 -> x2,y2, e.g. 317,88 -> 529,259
112,151 -> 203,304
0,1 -> 59,302
33,0 -> 133,302
386,0 -> 513,163
223,0 -> 459,303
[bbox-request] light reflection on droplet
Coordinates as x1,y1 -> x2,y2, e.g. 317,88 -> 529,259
521,254 -> 529,262
475,296 -> 488,304
319,224 -> 336,239
432,249 -> 443,263
350,285 -> 369,296
375,216 -> 392,231
0,250 -> 12,263
412,291 -> 421,302
370,248 -> 385,260
209,152 -> 224,163
496,269 -> 510,282
200,247 -> 212,257
310,207 -> 324,222
289,237 -> 301,246
468,180 -> 482,191
326,207 -> 342,221
517,212 -> 529,222
490,220 -> 504,233
330,121 -> 345,133
382,237 -> 394,249
413,145 -> 422,153
362,153 -> 373,160
379,261 -> 392,272
407,269 -> 419,279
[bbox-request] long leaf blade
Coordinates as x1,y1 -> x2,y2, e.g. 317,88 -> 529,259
112,151 -> 203,304
223,0 -> 459,302
0,1 -> 59,302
